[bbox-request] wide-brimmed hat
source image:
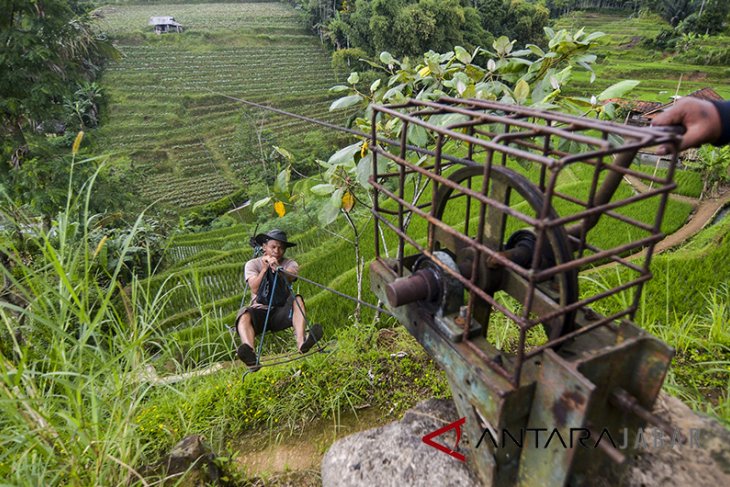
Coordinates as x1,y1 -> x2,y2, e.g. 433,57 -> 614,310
253,229 -> 296,248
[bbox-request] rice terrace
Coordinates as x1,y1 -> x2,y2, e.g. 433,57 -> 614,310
1,1 -> 730,486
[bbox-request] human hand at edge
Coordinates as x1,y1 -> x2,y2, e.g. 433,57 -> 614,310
652,98 -> 722,154
262,255 -> 279,269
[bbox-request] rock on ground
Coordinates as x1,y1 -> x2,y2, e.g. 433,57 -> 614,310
322,394 -> 730,487
321,399 -> 479,487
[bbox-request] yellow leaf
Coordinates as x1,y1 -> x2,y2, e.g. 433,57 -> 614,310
72,131 -> 84,156
93,235 -> 108,258
418,66 -> 431,77
274,201 -> 286,217
342,191 -> 355,212
360,140 -> 369,158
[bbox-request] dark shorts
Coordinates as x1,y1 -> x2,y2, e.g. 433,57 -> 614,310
236,294 -> 300,335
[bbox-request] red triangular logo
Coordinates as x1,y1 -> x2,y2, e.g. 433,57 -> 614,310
422,417 -> 466,462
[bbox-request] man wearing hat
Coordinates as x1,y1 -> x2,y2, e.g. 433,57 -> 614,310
235,229 -> 322,368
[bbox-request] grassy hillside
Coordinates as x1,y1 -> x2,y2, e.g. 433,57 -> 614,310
554,11 -> 730,101
95,1 -> 350,209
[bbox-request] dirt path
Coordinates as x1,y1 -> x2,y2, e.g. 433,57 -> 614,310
623,175 -> 730,255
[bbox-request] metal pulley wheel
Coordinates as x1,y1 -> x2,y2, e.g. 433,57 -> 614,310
430,164 -> 578,339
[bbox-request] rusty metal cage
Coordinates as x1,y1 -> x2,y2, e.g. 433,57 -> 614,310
369,97 -> 682,387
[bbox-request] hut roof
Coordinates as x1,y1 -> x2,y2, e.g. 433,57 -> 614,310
644,87 -> 724,118
148,16 -> 182,27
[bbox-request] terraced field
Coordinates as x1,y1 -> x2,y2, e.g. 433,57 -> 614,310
96,1 -> 348,208
554,11 -> 730,101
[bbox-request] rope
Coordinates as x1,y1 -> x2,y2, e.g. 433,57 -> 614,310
203,88 -> 368,139
277,268 -> 395,317
256,269 -> 279,367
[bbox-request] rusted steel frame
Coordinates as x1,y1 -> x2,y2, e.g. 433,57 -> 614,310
449,125 -> 573,162
375,105 -> 557,167
465,125 -> 477,236
429,134 -> 444,254
578,137 -> 607,256
534,234 -> 661,281
588,427 -> 627,464
377,164 -> 444,178
372,117 -> 381,258
372,207 -> 401,216
526,274 -> 651,329
555,138 -> 660,177
374,135 -> 487,171
513,327 -> 528,385
539,125 -> 552,191
440,96 -> 672,142
627,195 -> 673,319
552,190 -> 659,234
373,175 -> 537,281
370,145 -> 542,229
562,237 -> 647,274
609,388 -> 685,442
464,338 -> 518,385
520,164 -> 561,339
600,209 -> 656,234
483,128 -> 539,385
466,144 -> 495,338
369,198 -> 529,328
397,122 -> 409,276
407,99 -> 615,149
524,309 -> 633,359
559,156 -> 675,186
542,185 -> 673,230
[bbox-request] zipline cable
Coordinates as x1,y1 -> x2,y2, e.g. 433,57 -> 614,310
201,88 -> 457,161
276,267 -> 395,317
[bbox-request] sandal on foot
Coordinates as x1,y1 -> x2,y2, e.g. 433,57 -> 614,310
236,344 -> 259,370
299,324 -> 323,354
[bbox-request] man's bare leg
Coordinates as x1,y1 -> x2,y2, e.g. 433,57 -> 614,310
236,312 -> 255,348
292,296 -> 306,350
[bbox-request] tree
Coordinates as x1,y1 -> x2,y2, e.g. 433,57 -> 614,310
0,0 -> 116,170
505,0 -> 551,46
658,0 -> 695,26
679,0 -> 729,35
684,145 -> 730,199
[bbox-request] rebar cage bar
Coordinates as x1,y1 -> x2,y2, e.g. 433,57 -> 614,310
369,97 -> 682,386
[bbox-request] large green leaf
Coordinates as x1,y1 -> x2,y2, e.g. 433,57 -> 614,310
319,188 -> 344,225
311,184 -> 336,196
273,146 -> 293,161
597,80 -> 640,101
327,142 -> 362,167
408,123 -> 428,147
429,113 -> 470,128
273,167 -> 290,195
380,51 -> 395,65
329,94 -> 363,111
514,79 -> 530,104
454,46 -> 471,64
355,153 -> 389,189
252,196 -> 272,213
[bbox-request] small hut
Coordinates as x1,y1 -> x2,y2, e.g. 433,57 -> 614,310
149,16 -> 183,34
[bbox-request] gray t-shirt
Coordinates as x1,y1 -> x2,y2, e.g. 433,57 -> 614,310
244,257 -> 299,308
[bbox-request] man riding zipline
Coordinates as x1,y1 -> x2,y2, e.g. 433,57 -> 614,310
234,229 -> 323,370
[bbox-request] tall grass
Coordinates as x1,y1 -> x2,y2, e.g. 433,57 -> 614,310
0,159 -> 175,485
582,219 -> 730,425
